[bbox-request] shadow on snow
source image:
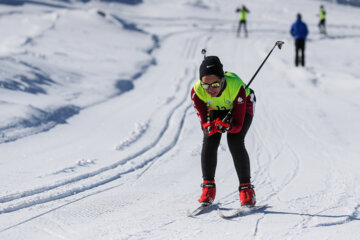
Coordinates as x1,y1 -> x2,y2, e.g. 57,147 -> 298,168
0,105 -> 81,144
263,207 -> 360,227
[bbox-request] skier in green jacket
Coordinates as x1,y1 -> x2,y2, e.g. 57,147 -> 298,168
236,5 -> 250,38
318,5 -> 326,35
191,56 -> 256,206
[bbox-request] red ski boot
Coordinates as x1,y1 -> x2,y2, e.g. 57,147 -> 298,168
239,183 -> 256,206
198,180 -> 216,204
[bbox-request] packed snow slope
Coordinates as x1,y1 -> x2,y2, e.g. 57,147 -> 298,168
0,0 -> 360,239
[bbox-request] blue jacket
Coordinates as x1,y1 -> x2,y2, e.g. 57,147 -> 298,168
290,19 -> 309,39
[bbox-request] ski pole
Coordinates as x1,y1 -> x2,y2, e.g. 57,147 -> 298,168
206,102 -> 211,134
223,41 -> 284,123
245,41 -> 284,89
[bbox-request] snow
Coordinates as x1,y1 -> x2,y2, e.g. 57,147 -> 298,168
0,0 -> 360,239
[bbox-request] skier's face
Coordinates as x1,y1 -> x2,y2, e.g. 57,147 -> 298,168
201,75 -> 224,97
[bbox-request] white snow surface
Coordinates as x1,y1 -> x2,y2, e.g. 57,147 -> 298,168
0,0 -> 360,239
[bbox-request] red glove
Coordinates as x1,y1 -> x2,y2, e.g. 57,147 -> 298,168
213,118 -> 231,133
202,122 -> 215,136
202,118 -> 231,136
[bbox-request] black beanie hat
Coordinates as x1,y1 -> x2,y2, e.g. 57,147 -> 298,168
199,56 -> 224,80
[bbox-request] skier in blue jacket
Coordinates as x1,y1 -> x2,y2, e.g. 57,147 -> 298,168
290,13 -> 309,67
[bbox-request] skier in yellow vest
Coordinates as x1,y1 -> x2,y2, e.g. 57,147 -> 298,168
191,56 -> 256,206
318,5 -> 326,35
236,5 -> 250,38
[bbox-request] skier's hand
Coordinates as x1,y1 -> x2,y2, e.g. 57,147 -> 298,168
202,122 -> 215,136
213,118 -> 231,133
202,118 -> 231,136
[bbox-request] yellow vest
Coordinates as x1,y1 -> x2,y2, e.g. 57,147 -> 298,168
320,9 -> 326,20
240,9 -> 247,21
194,72 -> 250,110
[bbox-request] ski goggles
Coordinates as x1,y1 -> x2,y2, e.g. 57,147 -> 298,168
200,81 -> 221,90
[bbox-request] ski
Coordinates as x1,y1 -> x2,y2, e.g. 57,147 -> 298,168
218,204 -> 268,219
187,203 -> 213,217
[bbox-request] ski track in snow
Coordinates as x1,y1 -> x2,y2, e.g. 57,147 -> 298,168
114,121 -> 150,151
0,31 -> 205,215
0,85 -> 192,214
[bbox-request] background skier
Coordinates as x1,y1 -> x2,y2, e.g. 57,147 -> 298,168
236,5 -> 250,38
318,5 -> 327,34
290,13 -> 309,67
191,56 -> 256,206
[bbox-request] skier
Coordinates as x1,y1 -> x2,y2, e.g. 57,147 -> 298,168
236,5 -> 250,38
318,5 -> 326,35
290,13 -> 309,67
190,56 -> 256,206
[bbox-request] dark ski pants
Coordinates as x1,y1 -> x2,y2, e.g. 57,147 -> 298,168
295,38 -> 305,67
237,20 -> 248,37
318,19 -> 326,34
201,113 -> 252,184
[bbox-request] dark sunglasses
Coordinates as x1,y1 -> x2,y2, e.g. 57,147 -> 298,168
201,81 -> 221,90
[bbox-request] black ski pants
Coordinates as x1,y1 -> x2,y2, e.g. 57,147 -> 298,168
295,38 -> 305,67
201,113 -> 252,184
318,19 -> 326,34
237,20 -> 248,36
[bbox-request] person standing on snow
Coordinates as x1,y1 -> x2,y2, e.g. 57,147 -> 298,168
318,5 -> 326,35
236,5 -> 250,38
290,13 -> 309,67
190,56 -> 256,206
